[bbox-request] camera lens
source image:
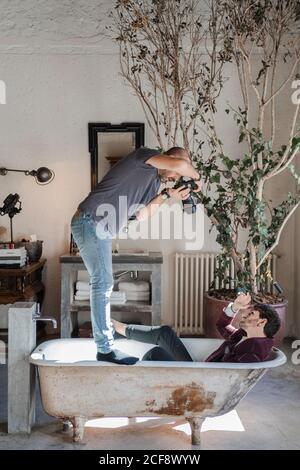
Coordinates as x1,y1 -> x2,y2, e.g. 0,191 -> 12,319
173,177 -> 198,213
182,196 -> 197,214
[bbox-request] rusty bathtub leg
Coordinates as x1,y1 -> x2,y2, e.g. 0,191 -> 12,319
186,417 -> 204,446
62,419 -> 73,432
72,416 -> 86,442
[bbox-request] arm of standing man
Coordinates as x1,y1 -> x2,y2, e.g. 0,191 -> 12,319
135,185 -> 190,221
146,154 -> 201,180
135,154 -> 202,221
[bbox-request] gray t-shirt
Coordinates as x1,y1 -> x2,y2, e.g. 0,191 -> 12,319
78,147 -> 161,236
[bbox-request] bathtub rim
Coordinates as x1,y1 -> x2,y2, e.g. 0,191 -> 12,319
29,338 -> 287,370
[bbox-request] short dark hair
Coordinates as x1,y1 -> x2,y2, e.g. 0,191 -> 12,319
253,303 -> 281,338
164,147 -> 190,160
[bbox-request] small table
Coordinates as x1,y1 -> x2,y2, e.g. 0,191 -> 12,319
0,259 -> 47,339
60,252 -> 163,338
0,259 -> 46,304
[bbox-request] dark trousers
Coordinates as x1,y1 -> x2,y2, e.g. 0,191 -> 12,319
125,324 -> 193,362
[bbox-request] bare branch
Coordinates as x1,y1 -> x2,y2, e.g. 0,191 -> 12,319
257,200 -> 300,270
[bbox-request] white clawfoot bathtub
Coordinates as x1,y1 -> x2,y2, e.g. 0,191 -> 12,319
30,338 -> 286,445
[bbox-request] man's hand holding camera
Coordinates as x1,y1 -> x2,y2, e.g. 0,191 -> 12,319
168,185 -> 192,201
193,178 -> 202,192
233,292 -> 252,311
134,160 -> 202,222
167,176 -> 202,201
230,292 -> 251,328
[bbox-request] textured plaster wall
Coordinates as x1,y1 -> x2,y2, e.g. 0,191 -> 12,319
294,63 -> 300,338
0,0 -> 298,336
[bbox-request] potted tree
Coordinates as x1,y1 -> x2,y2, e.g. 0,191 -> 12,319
108,0 -> 300,345
198,0 -> 300,346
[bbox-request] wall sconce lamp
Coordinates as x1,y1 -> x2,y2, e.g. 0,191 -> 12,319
0,166 -> 55,185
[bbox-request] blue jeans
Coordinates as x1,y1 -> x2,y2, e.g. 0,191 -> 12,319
71,210 -> 114,353
125,325 -> 193,361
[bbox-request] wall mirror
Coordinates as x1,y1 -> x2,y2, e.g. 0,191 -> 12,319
88,122 -> 144,189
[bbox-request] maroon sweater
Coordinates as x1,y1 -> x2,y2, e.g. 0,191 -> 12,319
205,311 -> 274,363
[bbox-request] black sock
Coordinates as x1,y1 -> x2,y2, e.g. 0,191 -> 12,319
96,348 -> 139,365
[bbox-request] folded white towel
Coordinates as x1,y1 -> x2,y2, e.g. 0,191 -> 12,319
0,260 -> 26,265
111,291 -> 126,299
76,289 -> 90,296
74,294 -> 90,301
76,281 -> 90,292
75,289 -> 126,296
74,294 -> 127,303
118,281 -> 150,293
126,292 -> 150,301
126,289 -> 149,296
126,292 -> 150,300
111,298 -> 127,305
75,289 -> 126,295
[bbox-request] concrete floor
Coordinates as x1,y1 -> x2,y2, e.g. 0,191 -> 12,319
0,339 -> 299,450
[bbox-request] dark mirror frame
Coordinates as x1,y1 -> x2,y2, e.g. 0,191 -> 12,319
88,122 -> 145,190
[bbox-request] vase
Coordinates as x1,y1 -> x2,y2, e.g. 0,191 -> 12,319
16,240 -> 43,263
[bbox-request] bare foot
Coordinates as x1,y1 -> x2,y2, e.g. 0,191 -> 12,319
112,319 -> 127,337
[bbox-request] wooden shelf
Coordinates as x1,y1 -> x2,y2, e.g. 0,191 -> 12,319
60,252 -> 163,264
0,258 -> 46,276
60,252 -> 162,337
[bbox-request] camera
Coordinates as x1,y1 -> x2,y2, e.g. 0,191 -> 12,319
0,193 -> 21,216
172,176 -> 199,214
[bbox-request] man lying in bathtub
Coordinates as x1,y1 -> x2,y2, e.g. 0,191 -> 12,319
112,292 -> 281,363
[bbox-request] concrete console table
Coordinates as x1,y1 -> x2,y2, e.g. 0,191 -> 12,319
60,252 -> 163,338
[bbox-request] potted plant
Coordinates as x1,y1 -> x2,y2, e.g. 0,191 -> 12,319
198,0 -> 300,346
108,0 -> 300,345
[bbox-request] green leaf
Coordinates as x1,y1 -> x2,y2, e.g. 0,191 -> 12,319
291,137 -> 300,148
209,173 -> 221,184
258,227 -> 269,237
221,155 -> 236,170
242,155 -> 252,167
252,235 -> 260,245
239,132 -> 245,143
235,195 -> 244,208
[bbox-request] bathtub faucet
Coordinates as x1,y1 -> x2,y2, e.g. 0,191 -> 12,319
113,270 -> 138,280
32,303 -> 57,329
33,316 -> 57,329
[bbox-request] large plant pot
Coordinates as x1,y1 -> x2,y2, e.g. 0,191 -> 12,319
203,292 -> 287,347
16,240 -> 43,263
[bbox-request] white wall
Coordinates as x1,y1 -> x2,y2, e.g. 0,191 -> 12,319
0,0 -> 298,335
294,105 -> 300,338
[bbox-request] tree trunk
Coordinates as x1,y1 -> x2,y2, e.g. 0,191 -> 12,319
249,242 -> 258,293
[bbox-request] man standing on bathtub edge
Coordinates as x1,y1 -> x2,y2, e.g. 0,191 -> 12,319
71,146 -> 201,365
